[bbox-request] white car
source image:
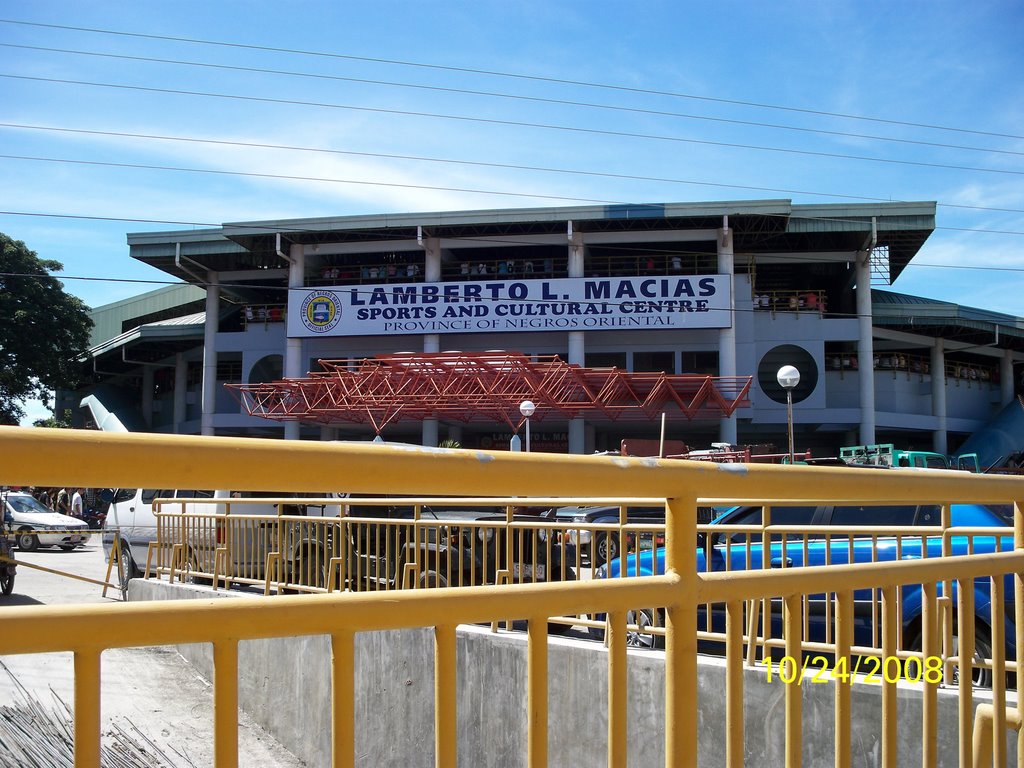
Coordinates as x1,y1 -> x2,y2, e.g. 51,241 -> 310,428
3,492 -> 89,551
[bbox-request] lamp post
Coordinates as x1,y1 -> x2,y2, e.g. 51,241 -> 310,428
776,365 -> 800,464
519,400 -> 536,453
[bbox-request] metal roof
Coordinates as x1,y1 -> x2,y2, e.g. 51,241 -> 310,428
126,199 -> 936,284
873,290 -> 1024,349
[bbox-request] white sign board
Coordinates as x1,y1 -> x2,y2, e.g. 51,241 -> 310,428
287,275 -> 732,338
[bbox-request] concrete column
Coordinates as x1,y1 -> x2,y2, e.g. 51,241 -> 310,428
1002,348 -> 1015,404
855,251 -> 876,445
931,341 -> 947,455
201,278 -> 220,436
447,425 -> 463,446
319,426 -> 337,441
285,243 -> 306,441
568,228 -> 586,454
173,353 -> 187,434
422,420 -> 439,447
141,367 -> 154,428
421,234 -> 442,444
717,222 -> 737,444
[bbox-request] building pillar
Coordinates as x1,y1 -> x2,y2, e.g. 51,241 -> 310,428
1002,348 -> 1016,404
931,341 -> 947,455
421,233 -> 442,445
173,352 -> 187,434
568,227 -> 586,454
446,425 -> 463,447
717,221 -> 738,444
201,277 -> 220,436
855,250 -> 876,445
284,243 -> 306,441
141,367 -> 154,428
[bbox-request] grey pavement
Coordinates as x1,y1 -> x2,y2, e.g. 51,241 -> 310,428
0,536 -> 305,767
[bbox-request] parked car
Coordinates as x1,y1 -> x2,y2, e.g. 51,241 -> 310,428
546,504 -> 665,565
101,487 -> 338,589
344,500 -> 576,632
590,501 -> 1016,684
3,491 -> 89,551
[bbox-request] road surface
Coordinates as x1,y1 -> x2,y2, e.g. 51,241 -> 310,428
0,535 -> 305,767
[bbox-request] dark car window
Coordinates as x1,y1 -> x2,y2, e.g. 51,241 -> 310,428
141,489 -> 165,504
114,488 -> 138,504
724,505 -> 818,527
174,489 -> 215,499
829,505 -> 920,528
717,505 -> 819,543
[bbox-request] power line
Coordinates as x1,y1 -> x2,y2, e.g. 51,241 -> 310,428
2,17 -> 1021,142
0,153 -> 619,205
5,42 -> 1022,160
4,73 -> 1021,179
5,122 -> 1024,216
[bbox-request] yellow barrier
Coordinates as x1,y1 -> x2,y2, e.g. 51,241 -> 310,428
1,427 -> 1024,767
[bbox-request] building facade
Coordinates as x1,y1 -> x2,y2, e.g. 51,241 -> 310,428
64,199 -> 1024,459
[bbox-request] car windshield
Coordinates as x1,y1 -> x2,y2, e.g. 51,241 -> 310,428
984,504 -> 1014,525
6,495 -> 53,514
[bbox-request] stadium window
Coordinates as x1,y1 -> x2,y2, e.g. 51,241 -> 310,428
633,351 -> 675,373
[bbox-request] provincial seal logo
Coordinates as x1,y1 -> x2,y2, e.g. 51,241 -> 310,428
300,291 -> 341,334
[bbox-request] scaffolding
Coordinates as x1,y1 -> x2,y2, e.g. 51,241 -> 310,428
227,352 -> 752,434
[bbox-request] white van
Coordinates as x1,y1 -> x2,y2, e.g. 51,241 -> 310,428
101,488 -> 339,588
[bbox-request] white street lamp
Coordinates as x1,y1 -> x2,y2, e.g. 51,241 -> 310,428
776,365 -> 800,464
519,400 -> 536,453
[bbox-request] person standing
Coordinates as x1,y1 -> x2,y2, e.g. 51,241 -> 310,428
56,487 -> 70,516
71,488 -> 84,519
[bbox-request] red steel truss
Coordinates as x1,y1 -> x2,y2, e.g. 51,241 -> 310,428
226,352 -> 752,434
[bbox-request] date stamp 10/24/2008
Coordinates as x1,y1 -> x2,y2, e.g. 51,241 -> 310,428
764,655 -> 945,686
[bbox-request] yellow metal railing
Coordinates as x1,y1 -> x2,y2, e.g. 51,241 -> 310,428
2,427 -> 1024,767
144,496 -> 666,591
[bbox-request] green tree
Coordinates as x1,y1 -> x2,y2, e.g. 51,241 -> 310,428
0,234 -> 92,425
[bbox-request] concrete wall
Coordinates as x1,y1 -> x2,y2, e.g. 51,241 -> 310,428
131,580 -> 1015,767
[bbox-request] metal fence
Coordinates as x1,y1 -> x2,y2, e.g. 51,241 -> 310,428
1,427 -> 1023,767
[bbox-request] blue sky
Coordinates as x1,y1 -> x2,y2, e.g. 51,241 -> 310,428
2,1 -> 1023,422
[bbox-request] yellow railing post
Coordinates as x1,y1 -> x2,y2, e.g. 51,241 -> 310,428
834,590 -> 852,768
664,494 -> 697,768
921,581 -> 938,765
435,624 -> 457,767
881,586 -> 897,768
73,649 -> 102,768
332,630 -> 355,768
725,599 -> 744,768
1016,499 -> 1024,764
783,593 -> 802,768
213,639 -> 239,768
958,577 -> 976,768
988,575 -> 1006,767
527,617 -> 548,768
607,610 -> 628,766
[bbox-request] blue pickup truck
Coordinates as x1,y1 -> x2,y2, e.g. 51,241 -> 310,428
592,501 -> 1016,683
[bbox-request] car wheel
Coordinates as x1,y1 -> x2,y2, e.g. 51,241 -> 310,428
292,547 -> 326,589
118,545 -> 139,592
419,570 -> 448,588
594,533 -> 619,566
15,529 -> 38,552
625,608 -> 664,649
951,622 -> 994,688
909,617 -> 994,688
